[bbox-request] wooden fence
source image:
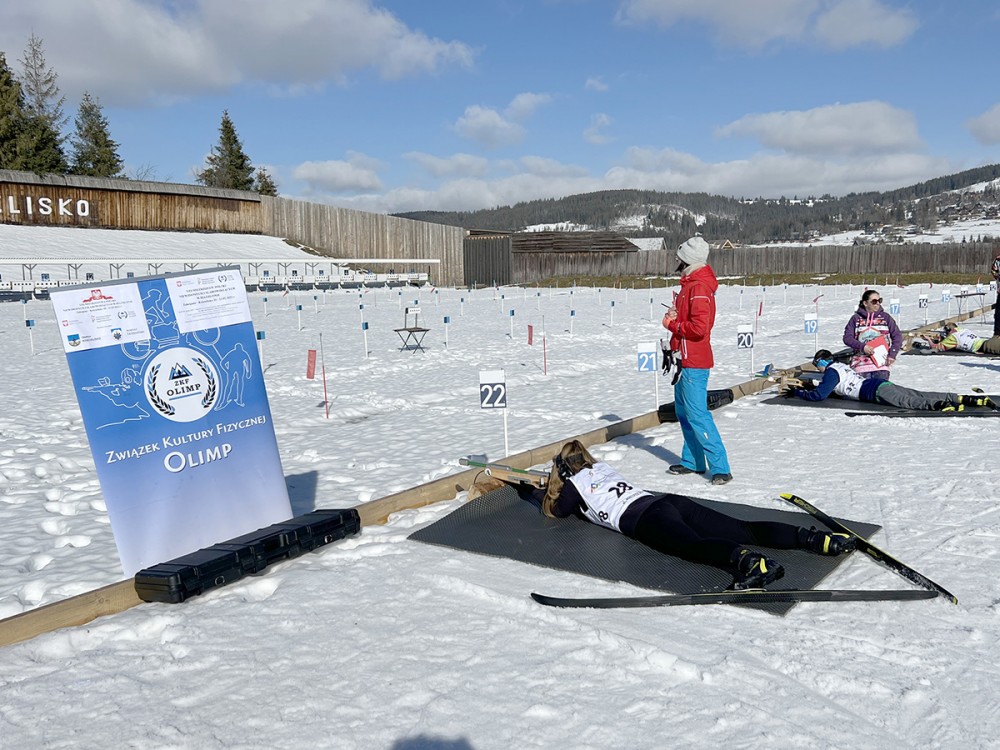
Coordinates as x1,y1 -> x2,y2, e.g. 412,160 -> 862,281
467,241 -> 1000,285
262,196 -> 466,286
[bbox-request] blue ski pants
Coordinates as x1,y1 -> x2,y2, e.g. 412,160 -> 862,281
673,367 -> 731,475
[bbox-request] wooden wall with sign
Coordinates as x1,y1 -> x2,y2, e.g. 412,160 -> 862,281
0,170 -> 467,286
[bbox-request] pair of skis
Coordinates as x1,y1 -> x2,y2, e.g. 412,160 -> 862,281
538,487 -> 955,609
461,458 -> 956,609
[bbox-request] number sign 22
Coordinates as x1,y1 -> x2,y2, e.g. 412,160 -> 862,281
479,369 -> 507,409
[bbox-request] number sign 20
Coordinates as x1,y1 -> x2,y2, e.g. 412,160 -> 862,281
737,324 -> 754,349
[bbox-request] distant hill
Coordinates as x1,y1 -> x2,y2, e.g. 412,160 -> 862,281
394,164 -> 1000,247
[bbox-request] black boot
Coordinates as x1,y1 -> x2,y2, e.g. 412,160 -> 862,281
798,526 -> 856,555
730,548 -> 785,590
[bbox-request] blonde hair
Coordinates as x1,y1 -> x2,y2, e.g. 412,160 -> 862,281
541,440 -> 596,517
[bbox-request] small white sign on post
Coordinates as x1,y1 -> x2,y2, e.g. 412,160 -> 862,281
918,294 -> 928,324
479,369 -> 509,457
637,342 -> 659,408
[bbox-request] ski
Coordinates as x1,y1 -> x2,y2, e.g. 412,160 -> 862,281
779,493 -> 959,604
459,458 -> 548,488
530,588 -> 938,609
845,409 -> 1000,418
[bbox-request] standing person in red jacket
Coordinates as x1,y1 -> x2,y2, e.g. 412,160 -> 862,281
662,236 -> 732,485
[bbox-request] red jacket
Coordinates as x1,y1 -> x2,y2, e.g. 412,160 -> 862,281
665,264 -> 719,369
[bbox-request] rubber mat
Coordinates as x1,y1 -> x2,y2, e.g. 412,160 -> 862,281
409,484 -> 879,616
759,394 -> 891,412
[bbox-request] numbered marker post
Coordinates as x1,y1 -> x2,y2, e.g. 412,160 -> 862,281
804,313 -> 818,352
361,321 -> 369,358
509,309 -> 515,338
737,323 -> 754,373
443,315 -> 450,349
256,330 -> 265,360
262,296 -> 268,316
570,309 -> 575,337
296,304 -> 303,331
941,288 -> 951,317
637,341 -> 659,408
313,295 -> 319,314
25,318 -> 35,355
918,294 -> 928,324
610,299 -> 615,327
479,369 -> 509,457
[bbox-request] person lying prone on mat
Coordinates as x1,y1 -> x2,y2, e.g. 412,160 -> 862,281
537,440 -> 856,590
912,323 -> 1000,355
784,349 -> 992,411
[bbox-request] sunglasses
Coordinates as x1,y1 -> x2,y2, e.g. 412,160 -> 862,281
866,298 -> 882,304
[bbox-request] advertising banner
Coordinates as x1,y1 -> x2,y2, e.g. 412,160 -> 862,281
51,268 -> 291,576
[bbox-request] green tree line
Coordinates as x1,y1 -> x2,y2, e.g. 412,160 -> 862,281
0,34 -> 276,195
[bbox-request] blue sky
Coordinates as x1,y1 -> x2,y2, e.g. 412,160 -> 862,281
3,1 -> 1000,214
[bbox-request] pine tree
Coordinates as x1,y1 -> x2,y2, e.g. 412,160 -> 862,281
17,114 -> 67,173
253,166 -> 278,196
19,33 -> 66,134
70,92 -> 124,177
196,110 -> 255,190
0,52 -> 26,169
16,34 -> 67,173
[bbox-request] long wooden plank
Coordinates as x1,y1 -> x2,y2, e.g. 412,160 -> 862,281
0,580 -> 143,649
0,377 -> 749,649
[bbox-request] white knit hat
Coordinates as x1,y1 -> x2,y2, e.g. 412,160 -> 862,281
677,236 -> 710,266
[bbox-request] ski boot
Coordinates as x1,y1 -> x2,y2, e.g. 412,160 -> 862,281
730,549 -> 785,590
961,394 -> 996,409
799,526 -> 856,555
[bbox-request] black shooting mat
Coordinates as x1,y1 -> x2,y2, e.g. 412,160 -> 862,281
409,484 -> 880,616
759,394 -> 892,412
760,393 -> 1000,413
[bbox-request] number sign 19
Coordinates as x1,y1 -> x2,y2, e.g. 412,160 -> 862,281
479,369 -> 507,409
803,314 -> 818,335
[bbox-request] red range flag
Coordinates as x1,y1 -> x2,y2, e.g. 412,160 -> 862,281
306,349 -> 317,379
527,324 -> 534,345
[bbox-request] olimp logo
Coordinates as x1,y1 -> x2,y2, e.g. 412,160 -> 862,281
144,347 -> 219,422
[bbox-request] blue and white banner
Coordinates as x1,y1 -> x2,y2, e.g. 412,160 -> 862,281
50,268 -> 291,576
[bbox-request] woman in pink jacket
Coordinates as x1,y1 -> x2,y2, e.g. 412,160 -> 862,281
662,236 -> 732,485
842,289 -> 902,380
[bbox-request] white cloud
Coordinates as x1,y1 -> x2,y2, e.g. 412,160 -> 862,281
966,104 -> 1000,145
585,76 -> 609,92
606,146 -> 950,199
616,0 -> 916,50
0,0 -> 475,105
305,143 -> 953,213
716,101 -> 923,156
454,105 -> 526,149
813,0 -> 919,49
404,152 -> 490,178
453,93 -> 552,149
584,113 -> 614,145
292,152 -> 383,193
506,92 -> 552,120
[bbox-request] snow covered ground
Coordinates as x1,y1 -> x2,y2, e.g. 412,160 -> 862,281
1,226 -> 999,748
